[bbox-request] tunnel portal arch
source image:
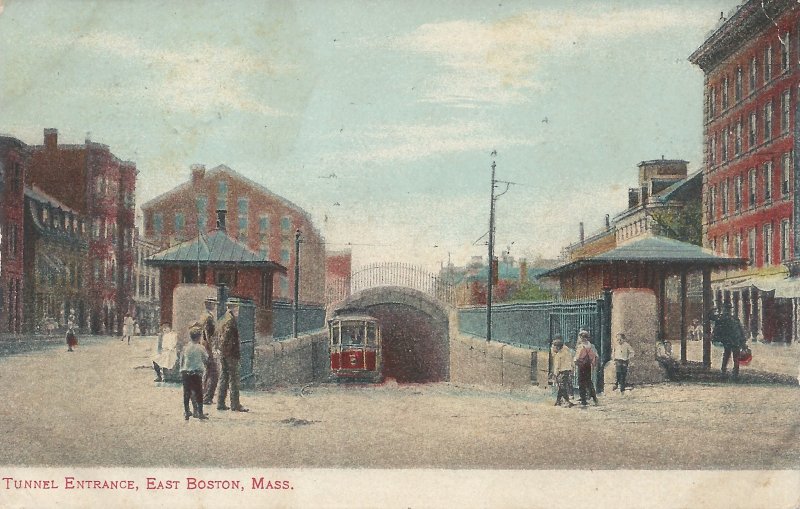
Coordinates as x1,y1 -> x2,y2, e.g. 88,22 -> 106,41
331,287 -> 450,383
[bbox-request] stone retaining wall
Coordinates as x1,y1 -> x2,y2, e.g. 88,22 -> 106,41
252,331 -> 328,388
449,334 -> 539,387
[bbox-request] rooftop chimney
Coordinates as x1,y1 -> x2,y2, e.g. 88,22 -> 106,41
191,164 -> 206,184
216,209 -> 227,231
579,222 -> 585,244
44,128 -> 57,150
605,214 -> 611,230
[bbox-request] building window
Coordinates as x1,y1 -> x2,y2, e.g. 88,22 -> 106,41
722,234 -> 729,256
781,33 -> 790,72
764,162 -> 773,203
734,232 -> 742,258
280,275 -> 289,298
765,45 -> 773,82
748,228 -> 756,266
153,213 -> 163,235
748,111 -> 757,148
721,179 -> 729,217
748,169 -> 757,208
722,75 -> 729,109
734,175 -> 743,212
722,127 -> 729,161
711,237 -> 717,254
781,89 -> 791,133
734,119 -> 742,155
782,152 -> 792,196
708,86 -> 716,118
764,223 -> 773,265
237,198 -> 249,241
174,213 -> 185,232
281,216 -> 291,231
196,195 -> 207,232
764,101 -> 773,142
735,66 -> 743,102
708,185 -> 716,221
782,219 -> 791,262
280,248 -> 290,264
708,135 -> 717,166
217,181 -> 228,211
749,56 -> 757,92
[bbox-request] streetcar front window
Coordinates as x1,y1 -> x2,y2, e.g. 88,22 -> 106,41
366,323 -> 377,345
341,322 -> 364,345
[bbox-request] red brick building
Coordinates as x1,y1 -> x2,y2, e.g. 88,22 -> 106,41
141,165 -> 325,306
0,136 -> 27,334
690,1 -> 800,342
26,129 -> 137,334
325,250 -> 352,305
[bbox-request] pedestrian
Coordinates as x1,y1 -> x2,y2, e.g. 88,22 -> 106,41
711,303 -> 747,380
66,310 -> 78,352
689,318 -> 703,342
574,330 -> 599,406
122,313 -> 135,345
216,304 -> 249,412
613,333 -> 635,393
180,324 -> 209,420
200,301 -> 220,406
551,336 -> 575,407
152,323 -> 177,382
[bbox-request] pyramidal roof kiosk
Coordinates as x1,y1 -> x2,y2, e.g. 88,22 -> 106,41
541,235 -> 746,367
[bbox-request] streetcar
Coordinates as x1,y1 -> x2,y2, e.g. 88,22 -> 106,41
328,313 -> 383,382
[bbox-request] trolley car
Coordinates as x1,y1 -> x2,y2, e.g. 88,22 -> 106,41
328,313 -> 383,382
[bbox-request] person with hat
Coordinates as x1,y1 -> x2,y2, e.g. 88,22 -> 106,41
574,329 -> 599,406
710,303 -> 746,380
613,333 -> 635,393
180,324 -> 209,420
199,301 -> 219,406
216,304 -> 249,412
551,336 -> 575,407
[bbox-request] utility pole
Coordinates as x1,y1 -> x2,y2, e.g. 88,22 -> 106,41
487,155 -> 497,343
293,228 -> 301,338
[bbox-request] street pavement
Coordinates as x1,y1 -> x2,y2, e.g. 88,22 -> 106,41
0,335 -> 797,469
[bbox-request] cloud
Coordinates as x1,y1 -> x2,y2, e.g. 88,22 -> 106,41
327,121 -> 538,165
58,31 -> 294,117
388,7 -> 712,107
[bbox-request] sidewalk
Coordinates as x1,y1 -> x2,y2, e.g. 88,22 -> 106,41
678,338 -> 800,380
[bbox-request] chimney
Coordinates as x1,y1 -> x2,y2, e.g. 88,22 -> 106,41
44,128 -> 58,150
579,222 -> 585,244
605,214 -> 611,230
191,164 -> 206,184
216,209 -> 227,231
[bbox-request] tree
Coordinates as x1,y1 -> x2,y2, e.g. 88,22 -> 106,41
510,281 -> 553,302
649,202 -> 702,246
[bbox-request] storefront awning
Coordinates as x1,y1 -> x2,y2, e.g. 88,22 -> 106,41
727,274 -> 800,298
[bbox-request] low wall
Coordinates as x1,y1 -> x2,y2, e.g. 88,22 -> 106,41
252,330 -> 329,388
449,334 -> 538,388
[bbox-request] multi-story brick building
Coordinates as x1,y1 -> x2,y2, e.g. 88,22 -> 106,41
26,129 -> 137,334
690,1 -> 800,342
0,136 -> 27,334
23,186 -> 89,333
133,229 -> 160,335
141,164 -> 325,306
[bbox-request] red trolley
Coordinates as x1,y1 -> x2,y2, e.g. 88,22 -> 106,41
328,313 -> 383,382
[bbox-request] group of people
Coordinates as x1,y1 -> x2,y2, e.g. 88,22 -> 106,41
153,301 -> 249,421
551,330 -> 635,408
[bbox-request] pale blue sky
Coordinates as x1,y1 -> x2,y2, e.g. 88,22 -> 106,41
0,0 -> 738,270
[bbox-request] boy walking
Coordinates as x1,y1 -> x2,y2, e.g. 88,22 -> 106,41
181,325 -> 209,421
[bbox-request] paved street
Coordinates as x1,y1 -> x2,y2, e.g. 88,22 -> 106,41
0,335 -> 798,469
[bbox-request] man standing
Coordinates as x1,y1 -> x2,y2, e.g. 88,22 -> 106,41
574,330 -> 599,406
613,333 -> 635,393
551,336 -> 575,407
217,304 -> 249,412
712,303 -> 746,380
200,301 -> 219,406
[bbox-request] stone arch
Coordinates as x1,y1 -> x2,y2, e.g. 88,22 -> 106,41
332,286 -> 450,383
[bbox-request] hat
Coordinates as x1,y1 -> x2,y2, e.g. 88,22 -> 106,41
552,338 -> 564,347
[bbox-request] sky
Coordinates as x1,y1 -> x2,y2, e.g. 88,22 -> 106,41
0,0 -> 741,272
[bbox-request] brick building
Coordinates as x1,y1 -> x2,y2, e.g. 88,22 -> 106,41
23,186 -> 89,332
26,129 -> 137,334
325,250 -> 352,305
141,164 -> 325,306
133,229 -> 160,335
690,1 -> 800,342
0,136 -> 27,334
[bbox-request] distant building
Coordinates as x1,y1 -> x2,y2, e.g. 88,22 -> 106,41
26,129 -> 137,334
23,186 -> 89,332
325,250 -> 352,305
141,164 -> 325,306
446,254 -> 557,306
133,229 -> 160,335
0,136 -> 27,334
690,1 -> 800,342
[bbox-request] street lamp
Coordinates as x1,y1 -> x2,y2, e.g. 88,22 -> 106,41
293,229 -> 301,338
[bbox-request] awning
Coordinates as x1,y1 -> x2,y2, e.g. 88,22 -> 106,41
726,274 -> 800,298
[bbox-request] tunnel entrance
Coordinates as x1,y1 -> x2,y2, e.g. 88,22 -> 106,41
332,287 -> 450,383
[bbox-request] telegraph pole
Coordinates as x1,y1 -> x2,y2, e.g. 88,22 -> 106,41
293,228 -> 301,338
487,155 -> 497,343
